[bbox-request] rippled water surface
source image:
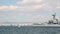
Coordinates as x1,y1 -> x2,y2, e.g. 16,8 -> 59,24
0,26 -> 60,34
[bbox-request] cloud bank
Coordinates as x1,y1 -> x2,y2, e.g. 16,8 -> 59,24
0,0 -> 60,23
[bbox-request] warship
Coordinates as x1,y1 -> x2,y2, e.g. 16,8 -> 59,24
0,13 -> 60,27
32,13 -> 60,26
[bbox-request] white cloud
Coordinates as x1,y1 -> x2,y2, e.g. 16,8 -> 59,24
22,13 -> 50,22
56,5 -> 60,9
0,6 -> 8,10
31,15 -> 50,22
0,0 -> 60,12
0,4 -> 45,11
0,11 -> 49,23
0,6 -> 18,10
16,0 -> 42,4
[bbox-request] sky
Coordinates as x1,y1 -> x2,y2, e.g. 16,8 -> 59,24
0,0 -> 60,24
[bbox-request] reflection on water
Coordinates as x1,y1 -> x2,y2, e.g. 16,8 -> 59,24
0,26 -> 60,34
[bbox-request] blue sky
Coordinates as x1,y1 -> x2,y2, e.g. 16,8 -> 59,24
0,0 -> 60,24
0,0 -> 20,5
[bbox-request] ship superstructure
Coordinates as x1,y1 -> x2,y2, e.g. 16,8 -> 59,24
48,13 -> 58,24
33,13 -> 60,26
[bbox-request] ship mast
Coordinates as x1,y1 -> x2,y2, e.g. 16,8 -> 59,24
52,13 -> 56,20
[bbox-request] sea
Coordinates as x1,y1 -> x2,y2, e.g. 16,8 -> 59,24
0,26 -> 60,34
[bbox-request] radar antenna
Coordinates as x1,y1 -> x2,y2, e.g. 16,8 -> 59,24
52,13 -> 56,20
52,13 -> 56,19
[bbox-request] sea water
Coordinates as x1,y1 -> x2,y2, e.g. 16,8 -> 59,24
0,26 -> 60,34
